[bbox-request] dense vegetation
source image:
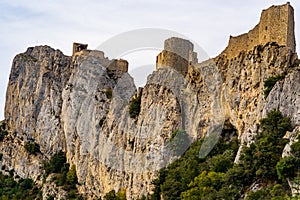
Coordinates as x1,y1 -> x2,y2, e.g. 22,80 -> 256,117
0,151 -> 81,200
276,134 -> 300,184
129,94 -> 142,118
148,110 -> 296,199
104,189 -> 126,200
43,151 -> 81,199
0,172 -> 41,200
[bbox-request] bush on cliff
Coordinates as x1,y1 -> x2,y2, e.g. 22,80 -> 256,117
264,74 -> 285,98
129,94 -> 142,118
24,141 -> 40,155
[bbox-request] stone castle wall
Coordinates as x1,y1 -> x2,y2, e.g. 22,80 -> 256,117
156,50 -> 189,75
107,59 -> 128,72
73,43 -> 88,55
164,37 -> 193,61
156,37 -> 198,75
222,3 -> 295,59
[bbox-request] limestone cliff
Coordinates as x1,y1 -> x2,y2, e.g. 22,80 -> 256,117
0,2 -> 300,200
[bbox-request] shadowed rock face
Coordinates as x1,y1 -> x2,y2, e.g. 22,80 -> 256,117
1,3 -> 300,200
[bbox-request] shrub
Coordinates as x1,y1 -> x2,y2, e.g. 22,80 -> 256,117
105,88 -> 113,99
104,189 -> 126,200
149,110 -> 294,199
66,165 -> 78,187
129,94 -> 142,118
264,74 -> 285,98
104,190 -> 117,200
290,138 -> 300,158
276,134 -> 300,182
0,130 -> 8,142
19,178 -> 34,190
242,110 -> 292,181
44,151 -> 67,175
43,153 -> 82,198
24,141 -> 40,155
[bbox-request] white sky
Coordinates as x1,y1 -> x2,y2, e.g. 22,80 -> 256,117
0,0 -> 299,119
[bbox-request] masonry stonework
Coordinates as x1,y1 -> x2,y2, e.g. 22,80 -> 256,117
222,2 -> 296,59
156,37 -> 198,76
72,43 -> 88,55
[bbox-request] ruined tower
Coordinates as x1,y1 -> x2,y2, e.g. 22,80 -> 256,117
222,2 -> 296,59
156,37 -> 198,76
72,43 -> 88,55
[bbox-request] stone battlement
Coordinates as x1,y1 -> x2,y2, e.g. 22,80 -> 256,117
222,2 -> 295,59
156,37 -> 198,75
72,42 -> 128,74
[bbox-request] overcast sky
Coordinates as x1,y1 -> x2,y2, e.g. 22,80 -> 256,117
0,0 -> 299,119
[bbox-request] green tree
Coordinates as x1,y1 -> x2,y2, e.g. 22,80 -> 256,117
45,151 -> 67,174
66,165 -> 78,187
19,178 -> 33,190
181,171 -> 225,200
116,188 -> 126,200
104,189 -> 127,200
276,156 -> 296,180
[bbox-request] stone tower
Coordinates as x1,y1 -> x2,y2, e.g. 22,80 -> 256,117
72,43 -> 88,55
222,2 -> 296,59
156,37 -> 198,76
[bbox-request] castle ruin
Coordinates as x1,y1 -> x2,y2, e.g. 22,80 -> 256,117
73,42 -> 88,55
222,2 -> 295,59
156,3 -> 296,75
72,42 -> 128,74
156,37 -> 198,76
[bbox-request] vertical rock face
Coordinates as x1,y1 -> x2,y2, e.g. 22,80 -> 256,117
263,68 -> 300,125
5,46 -> 71,155
217,44 -> 296,146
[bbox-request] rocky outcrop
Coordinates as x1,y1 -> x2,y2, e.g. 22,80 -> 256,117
0,121 -> 44,183
43,174 -> 68,200
265,68 -> 300,196
4,46 -> 71,156
263,66 -> 300,125
195,43 -> 297,150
